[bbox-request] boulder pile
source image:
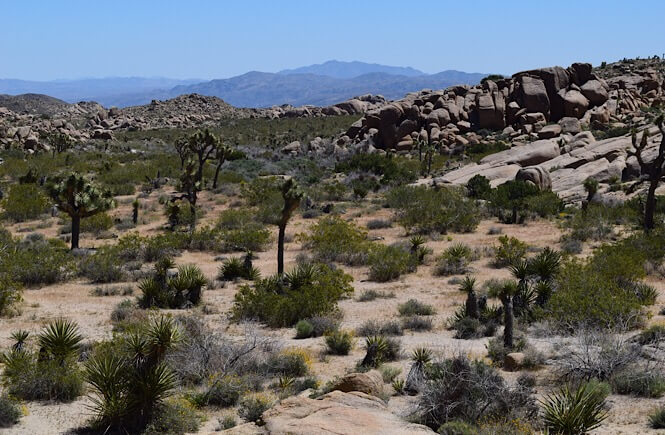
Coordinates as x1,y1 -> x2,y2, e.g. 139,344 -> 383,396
342,60 -> 664,153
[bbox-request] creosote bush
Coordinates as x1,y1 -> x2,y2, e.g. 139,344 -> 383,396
0,394 -> 21,428
325,330 -> 354,355
386,185 -> 480,234
1,183 -> 50,222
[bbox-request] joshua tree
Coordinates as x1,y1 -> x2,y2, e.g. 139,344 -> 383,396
212,142 -> 243,189
460,276 -> 479,319
277,178 -> 303,275
175,158 -> 200,232
188,128 -> 220,186
628,116 -> 665,231
489,280 -> 518,350
132,199 -> 139,225
47,132 -> 73,157
47,173 -> 115,249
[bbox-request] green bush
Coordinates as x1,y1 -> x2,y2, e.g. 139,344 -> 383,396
295,319 -> 314,339
79,247 -> 125,283
435,243 -> 474,276
0,275 -> 22,317
489,180 -> 562,223
541,383 -> 608,435
386,185 -> 480,234
466,175 -> 492,200
198,374 -> 248,407
232,263 -> 353,327
368,244 -> 416,282
564,203 -> 637,242
335,153 -> 419,186
300,216 -> 371,266
398,299 -> 435,316
612,371 -> 665,398
264,349 -> 310,377
325,330 -> 354,355
1,183 -> 50,221
61,212 -> 114,235
493,235 -> 527,268
238,393 -> 273,423
0,233 -> 73,287
142,398 -> 201,434
357,320 -> 403,337
0,394 -> 21,428
547,260 -> 646,330
402,316 -> 433,331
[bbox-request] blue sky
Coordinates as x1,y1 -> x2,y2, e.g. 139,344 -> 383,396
2,0 -> 664,81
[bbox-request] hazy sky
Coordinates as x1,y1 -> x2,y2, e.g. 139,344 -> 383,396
3,0 -> 664,81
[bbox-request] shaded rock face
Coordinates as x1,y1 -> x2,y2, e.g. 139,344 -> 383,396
261,391 -> 435,435
330,371 -> 385,397
516,166 -> 552,191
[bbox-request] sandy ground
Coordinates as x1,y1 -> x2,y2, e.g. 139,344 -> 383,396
2,188 -> 664,434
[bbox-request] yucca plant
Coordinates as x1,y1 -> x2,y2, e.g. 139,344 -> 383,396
38,318 -> 83,365
361,335 -> 389,368
529,247 -> 561,283
218,257 -> 260,281
278,178 -> 304,275
85,315 -> 181,433
169,265 -> 206,307
392,378 -> 406,395
10,330 -> 30,351
541,383 -> 608,434
405,347 -> 432,394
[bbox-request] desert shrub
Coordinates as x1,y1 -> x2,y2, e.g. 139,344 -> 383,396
1,183 -> 50,221
218,256 -> 260,281
143,232 -> 189,261
85,315 -> 182,433
466,175 -> 491,199
218,415 -> 237,430
218,224 -> 272,252
366,218 -> 392,229
386,185 -> 480,234
238,393 -> 273,423
399,299 -> 435,316
418,355 -> 537,429
547,260 -> 646,330
325,330 -> 354,355
486,336 -> 527,367
232,263 -> 353,327
1,319 -> 84,402
216,208 -> 256,230
79,212 -> 114,235
90,285 -> 133,297
0,234 -> 73,286
264,349 -> 310,377
453,317 -> 483,339
402,316 -> 433,332
650,406 -> 665,429
612,371 -> 665,398
564,203 -> 638,242
196,374 -> 249,407
0,275 -> 22,317
540,383 -> 608,435
0,394 -> 21,428
335,153 -> 419,186
368,244 -> 416,282
489,180 -> 562,223
493,235 -> 527,268
637,324 -> 665,345
380,365 -> 402,383
295,320 -> 314,339
300,216 -> 372,265
79,247 -> 125,283
435,243 -> 474,276
138,259 -> 206,309
356,289 -> 395,302
552,329 -> 641,382
307,315 -> 340,337
356,320 -> 403,337
143,397 -> 201,434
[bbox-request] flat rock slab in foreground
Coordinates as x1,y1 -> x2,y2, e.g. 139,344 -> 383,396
244,390 -> 434,434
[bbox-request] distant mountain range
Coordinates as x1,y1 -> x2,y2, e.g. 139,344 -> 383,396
0,61 -> 488,109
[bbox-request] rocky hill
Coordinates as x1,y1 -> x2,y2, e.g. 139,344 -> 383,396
0,93 -> 71,116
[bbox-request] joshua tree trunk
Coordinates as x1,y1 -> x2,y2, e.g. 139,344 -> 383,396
502,295 -> 514,349
212,161 -> 223,189
277,222 -> 286,275
71,215 -> 81,250
466,291 -> 479,319
645,172 -> 660,231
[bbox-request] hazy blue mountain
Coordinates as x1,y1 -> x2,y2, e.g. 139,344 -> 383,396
170,70 -> 487,107
278,60 -> 424,79
0,77 -> 202,107
0,62 -> 488,108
